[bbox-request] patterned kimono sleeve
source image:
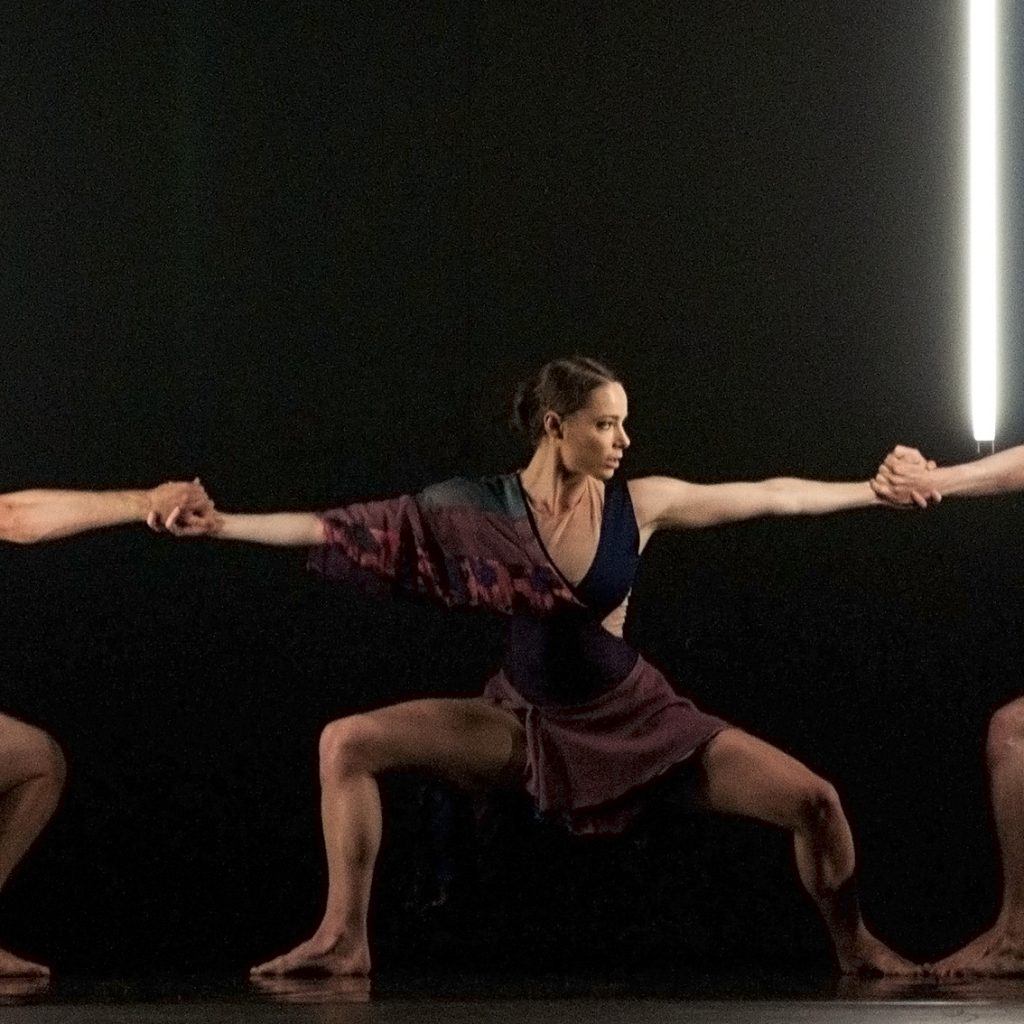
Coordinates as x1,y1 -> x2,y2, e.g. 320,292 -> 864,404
306,477 -> 576,617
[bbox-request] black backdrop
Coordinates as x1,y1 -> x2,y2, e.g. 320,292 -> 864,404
1,1 -> 1023,975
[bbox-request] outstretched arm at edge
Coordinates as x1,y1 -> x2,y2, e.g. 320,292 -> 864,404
0,482 -> 208,544
924,445 -> 1024,498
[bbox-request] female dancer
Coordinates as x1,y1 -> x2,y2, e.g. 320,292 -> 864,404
0,480 -> 208,976
163,357 -> 919,977
875,443 -> 1024,976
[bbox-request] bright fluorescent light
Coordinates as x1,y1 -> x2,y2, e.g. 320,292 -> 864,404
969,0 -> 999,443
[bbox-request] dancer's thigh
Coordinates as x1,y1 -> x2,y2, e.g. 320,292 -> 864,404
333,697 -> 526,791
684,726 -> 833,829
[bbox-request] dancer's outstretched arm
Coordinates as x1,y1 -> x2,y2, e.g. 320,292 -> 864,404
874,443 -> 1024,503
0,481 -> 210,544
630,468 -> 920,537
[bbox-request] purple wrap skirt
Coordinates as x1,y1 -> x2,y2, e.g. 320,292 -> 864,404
482,655 -> 728,835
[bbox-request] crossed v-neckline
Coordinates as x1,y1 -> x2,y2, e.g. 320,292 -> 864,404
515,473 -> 607,603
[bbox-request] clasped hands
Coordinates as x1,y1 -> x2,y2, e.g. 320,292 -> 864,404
871,445 -> 942,509
144,478 -> 221,536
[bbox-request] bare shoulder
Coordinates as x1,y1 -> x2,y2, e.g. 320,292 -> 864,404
628,476 -> 696,532
628,474 -> 794,532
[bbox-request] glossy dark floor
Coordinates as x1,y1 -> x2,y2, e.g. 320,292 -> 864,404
2,972 -> 1024,1023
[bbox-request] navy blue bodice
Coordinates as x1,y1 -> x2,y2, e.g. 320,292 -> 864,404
571,474 -> 641,618
506,475 -> 641,704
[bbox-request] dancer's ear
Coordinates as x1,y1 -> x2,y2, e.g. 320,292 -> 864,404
542,411 -> 563,439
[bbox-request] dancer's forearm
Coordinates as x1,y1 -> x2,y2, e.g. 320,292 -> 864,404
0,489 -> 151,544
929,445 -> 1024,498
214,512 -> 326,546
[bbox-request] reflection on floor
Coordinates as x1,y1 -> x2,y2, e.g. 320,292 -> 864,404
2,971 -> 1024,1022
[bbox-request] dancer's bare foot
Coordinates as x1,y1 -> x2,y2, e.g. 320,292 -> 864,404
834,973 -> 935,1001
934,927 -> 1024,977
250,930 -> 371,977
249,974 -> 371,1003
0,976 -> 50,1002
0,947 -> 49,979
837,931 -> 922,977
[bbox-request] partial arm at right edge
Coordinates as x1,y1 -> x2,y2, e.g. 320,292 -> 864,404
930,445 -> 1024,498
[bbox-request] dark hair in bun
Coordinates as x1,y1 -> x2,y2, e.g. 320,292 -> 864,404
510,356 -> 620,446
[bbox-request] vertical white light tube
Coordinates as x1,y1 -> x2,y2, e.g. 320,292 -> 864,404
969,0 -> 999,444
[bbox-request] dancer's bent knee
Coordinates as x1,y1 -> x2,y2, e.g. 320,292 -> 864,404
987,700 -> 1024,767
318,715 -> 386,781
4,725 -> 67,794
37,733 -> 67,794
792,778 -> 844,839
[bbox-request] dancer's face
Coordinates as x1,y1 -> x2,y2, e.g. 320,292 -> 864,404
550,382 -> 630,480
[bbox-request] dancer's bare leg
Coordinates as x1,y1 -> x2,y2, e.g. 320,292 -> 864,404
0,714 -> 66,977
687,728 -> 919,976
935,698 -> 1024,977
251,697 -> 526,977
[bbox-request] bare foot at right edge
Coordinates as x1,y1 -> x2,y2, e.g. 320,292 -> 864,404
250,932 -> 371,978
838,931 -> 923,977
0,947 -> 49,978
933,927 -> 1024,978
